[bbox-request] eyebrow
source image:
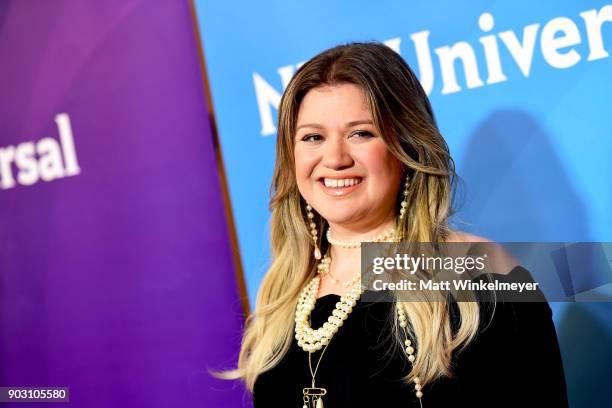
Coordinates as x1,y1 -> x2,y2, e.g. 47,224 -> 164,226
296,119 -> 374,131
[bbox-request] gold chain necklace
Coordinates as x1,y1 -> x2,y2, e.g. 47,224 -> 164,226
304,323 -> 331,408
316,254 -> 360,287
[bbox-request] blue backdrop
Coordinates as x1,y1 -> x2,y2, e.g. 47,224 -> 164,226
192,1 -> 611,405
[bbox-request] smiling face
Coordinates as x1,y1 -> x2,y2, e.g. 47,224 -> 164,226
294,83 -> 404,232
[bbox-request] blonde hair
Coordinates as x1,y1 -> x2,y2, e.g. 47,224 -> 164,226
221,42 -> 480,391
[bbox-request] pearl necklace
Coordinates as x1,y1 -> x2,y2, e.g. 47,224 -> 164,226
295,275 -> 361,353
326,226 -> 397,248
295,255 -> 424,406
398,305 -> 424,404
295,273 -> 362,408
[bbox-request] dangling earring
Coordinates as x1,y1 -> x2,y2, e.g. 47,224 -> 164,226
305,202 -> 322,260
399,172 -> 410,221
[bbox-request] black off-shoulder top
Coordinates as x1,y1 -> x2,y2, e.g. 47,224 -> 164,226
252,266 -> 569,407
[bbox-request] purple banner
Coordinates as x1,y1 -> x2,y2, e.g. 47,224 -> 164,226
0,1 -> 245,406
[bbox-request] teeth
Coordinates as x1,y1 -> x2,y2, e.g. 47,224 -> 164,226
323,178 -> 362,188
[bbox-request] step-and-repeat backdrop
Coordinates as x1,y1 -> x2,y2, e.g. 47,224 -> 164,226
193,0 -> 611,406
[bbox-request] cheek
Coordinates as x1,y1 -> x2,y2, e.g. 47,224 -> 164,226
294,149 -> 318,185
360,144 -> 400,177
359,146 -> 402,194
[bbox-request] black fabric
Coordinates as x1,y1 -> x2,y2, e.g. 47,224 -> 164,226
252,266 -> 569,407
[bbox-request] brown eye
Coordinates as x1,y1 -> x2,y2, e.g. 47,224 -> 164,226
302,134 -> 323,142
352,131 -> 374,139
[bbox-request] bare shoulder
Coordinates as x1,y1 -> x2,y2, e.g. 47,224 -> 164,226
445,231 -> 519,276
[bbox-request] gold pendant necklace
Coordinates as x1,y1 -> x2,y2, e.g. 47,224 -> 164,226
302,342 -> 329,408
301,283 -> 334,408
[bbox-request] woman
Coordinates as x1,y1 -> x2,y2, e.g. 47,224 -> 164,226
224,42 -> 568,407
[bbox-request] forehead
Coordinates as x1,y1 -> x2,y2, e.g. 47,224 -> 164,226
296,83 -> 372,126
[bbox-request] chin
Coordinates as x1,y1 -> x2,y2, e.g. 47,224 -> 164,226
316,208 -> 360,226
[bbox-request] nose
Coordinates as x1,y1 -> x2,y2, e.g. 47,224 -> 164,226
322,136 -> 354,170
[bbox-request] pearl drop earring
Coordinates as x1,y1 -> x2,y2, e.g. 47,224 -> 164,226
305,202 -> 322,260
399,172 -> 410,221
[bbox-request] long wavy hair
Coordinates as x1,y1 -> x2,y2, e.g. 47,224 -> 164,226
222,42 -> 480,391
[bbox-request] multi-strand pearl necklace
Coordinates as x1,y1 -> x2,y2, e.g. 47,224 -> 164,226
295,254 -> 424,406
295,274 -> 361,353
326,226 -> 397,248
